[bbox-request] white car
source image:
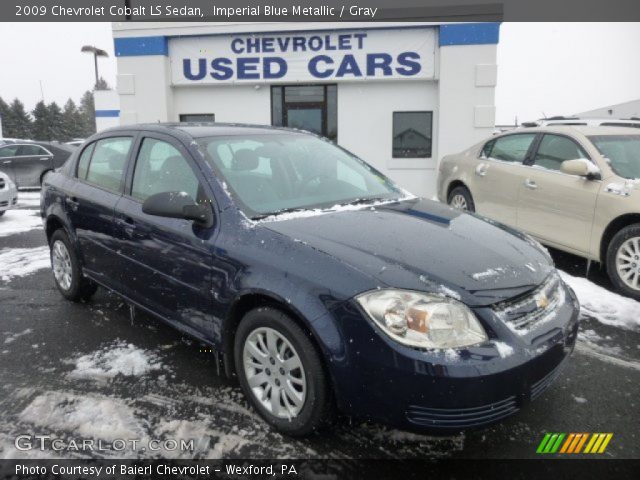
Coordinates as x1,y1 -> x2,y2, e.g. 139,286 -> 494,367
0,171 -> 18,216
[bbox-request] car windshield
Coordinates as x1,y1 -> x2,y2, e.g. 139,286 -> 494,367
588,135 -> 640,179
196,133 -> 405,218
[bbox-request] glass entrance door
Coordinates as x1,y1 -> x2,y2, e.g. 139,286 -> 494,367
272,85 -> 337,141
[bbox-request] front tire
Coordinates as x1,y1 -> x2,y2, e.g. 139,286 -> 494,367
50,229 -> 98,302
234,307 -> 333,436
448,185 -> 475,212
606,224 -> 640,300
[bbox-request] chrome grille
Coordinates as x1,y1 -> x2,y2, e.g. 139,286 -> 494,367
493,273 -> 564,334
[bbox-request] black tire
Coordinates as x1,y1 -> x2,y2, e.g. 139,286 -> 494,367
447,185 -> 475,212
49,229 -> 98,302
234,307 -> 334,436
606,223 -> 640,300
0,211 -> 5,217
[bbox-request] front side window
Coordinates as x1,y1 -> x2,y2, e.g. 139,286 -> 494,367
589,134 -> 640,179
533,134 -> 589,171
85,137 -> 132,192
131,138 -> 200,202
486,134 -> 537,163
198,133 -> 404,219
392,112 -> 433,158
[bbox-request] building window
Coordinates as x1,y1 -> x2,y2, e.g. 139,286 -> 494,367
392,112 -> 433,158
179,114 -> 215,122
271,85 -> 337,141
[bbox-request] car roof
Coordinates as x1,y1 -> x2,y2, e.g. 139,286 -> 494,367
512,125 -> 640,136
99,122 -> 302,139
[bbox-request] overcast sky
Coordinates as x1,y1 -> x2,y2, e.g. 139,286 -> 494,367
0,22 -> 639,124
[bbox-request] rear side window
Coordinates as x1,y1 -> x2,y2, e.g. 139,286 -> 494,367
76,143 -> 95,179
486,134 -> 537,163
533,134 -> 589,171
0,145 -> 19,157
131,138 -> 200,202
18,144 -> 48,156
85,137 -> 132,193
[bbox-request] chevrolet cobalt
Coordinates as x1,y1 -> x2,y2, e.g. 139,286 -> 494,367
41,124 -> 579,436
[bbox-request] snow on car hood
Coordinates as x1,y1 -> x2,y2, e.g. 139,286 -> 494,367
263,198 -> 554,307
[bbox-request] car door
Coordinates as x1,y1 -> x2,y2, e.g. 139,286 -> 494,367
13,144 -> 54,187
69,136 -> 134,291
0,144 -> 20,183
113,134 -> 216,336
471,133 -> 537,227
517,133 -> 599,253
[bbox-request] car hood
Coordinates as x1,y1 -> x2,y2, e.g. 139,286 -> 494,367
261,199 -> 554,307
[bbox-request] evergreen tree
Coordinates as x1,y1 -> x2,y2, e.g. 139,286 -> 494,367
0,97 -> 10,137
31,100 -> 49,140
8,99 -> 32,139
79,90 -> 96,137
61,99 -> 83,141
46,102 -> 64,141
95,77 -> 110,90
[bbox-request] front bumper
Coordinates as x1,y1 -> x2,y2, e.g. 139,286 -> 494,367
0,185 -> 18,211
327,282 -> 580,432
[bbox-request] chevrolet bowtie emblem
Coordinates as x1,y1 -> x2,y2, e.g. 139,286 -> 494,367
536,293 -> 549,309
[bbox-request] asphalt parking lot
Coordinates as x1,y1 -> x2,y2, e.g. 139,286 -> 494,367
0,192 -> 638,460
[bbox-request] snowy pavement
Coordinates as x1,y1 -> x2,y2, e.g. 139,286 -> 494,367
0,198 -> 639,459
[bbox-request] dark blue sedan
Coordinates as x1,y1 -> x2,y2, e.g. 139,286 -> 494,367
41,123 -> 580,436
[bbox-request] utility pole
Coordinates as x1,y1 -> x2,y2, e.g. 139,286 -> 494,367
81,45 -> 109,88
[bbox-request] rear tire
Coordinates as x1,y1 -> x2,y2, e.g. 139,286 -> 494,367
448,185 -> 475,212
606,223 -> 640,300
49,229 -> 98,302
234,307 -> 334,436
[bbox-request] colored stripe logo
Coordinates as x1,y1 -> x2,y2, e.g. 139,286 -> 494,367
536,433 -> 613,454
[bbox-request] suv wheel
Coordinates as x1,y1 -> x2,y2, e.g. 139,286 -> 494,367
606,224 -> 640,300
50,229 -> 98,302
448,185 -> 475,212
234,307 -> 333,436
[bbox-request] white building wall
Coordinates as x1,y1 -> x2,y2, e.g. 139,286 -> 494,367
93,89 -> 121,131
438,44 -> 497,172
338,81 -> 438,196
173,85 -> 271,124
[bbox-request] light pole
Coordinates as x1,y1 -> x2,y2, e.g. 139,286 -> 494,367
81,45 -> 109,88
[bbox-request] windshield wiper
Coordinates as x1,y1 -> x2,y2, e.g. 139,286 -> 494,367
251,207 -> 312,220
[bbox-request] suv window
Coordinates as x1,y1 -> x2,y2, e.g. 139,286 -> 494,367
18,144 -> 49,156
484,134 -> 536,163
85,137 -> 132,192
131,138 -> 200,202
533,134 -> 589,171
0,145 -> 20,157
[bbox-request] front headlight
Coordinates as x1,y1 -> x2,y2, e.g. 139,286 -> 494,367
356,289 -> 487,349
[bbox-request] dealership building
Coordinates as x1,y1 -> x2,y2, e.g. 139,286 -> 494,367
100,22 -> 500,197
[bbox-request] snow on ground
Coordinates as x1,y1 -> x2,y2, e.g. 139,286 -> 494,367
66,340 -> 165,382
19,391 -> 147,445
3,328 -> 32,345
560,271 -> 640,330
0,209 -> 43,237
0,246 -> 50,282
16,191 -> 41,208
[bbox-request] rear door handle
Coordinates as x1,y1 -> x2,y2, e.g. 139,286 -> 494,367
524,179 -> 538,190
2,160 -> 11,164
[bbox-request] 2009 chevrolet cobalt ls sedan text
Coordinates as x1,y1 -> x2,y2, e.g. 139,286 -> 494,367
41,124 -> 580,436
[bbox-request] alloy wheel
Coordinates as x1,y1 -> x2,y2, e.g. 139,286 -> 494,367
242,327 -> 307,419
450,194 -> 468,210
51,240 -> 73,291
615,237 -> 640,291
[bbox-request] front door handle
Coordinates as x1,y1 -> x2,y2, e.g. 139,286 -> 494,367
524,179 -> 538,190
475,163 -> 488,177
2,160 -> 11,164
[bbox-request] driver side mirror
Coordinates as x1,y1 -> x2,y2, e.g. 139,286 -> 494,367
142,191 -> 214,228
560,159 -> 601,180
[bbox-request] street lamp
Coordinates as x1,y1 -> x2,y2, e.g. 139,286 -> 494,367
81,45 -> 109,88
